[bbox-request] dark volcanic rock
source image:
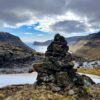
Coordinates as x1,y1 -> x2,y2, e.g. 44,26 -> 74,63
0,32 -> 35,73
0,41 -> 34,71
45,34 -> 69,57
35,34 -> 95,92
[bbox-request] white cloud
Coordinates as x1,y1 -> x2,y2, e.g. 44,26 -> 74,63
24,32 -> 32,35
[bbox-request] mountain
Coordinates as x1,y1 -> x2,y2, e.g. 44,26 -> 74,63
33,32 -> 100,60
86,31 -> 100,39
74,32 -> 100,60
34,40 -> 52,46
33,32 -> 100,46
0,32 -> 35,73
33,36 -> 85,46
0,32 -> 34,49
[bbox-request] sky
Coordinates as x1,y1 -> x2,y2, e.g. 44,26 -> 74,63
0,0 -> 100,42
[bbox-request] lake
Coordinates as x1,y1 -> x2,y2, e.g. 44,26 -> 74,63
0,72 -> 37,88
0,72 -> 100,88
26,42 -> 47,53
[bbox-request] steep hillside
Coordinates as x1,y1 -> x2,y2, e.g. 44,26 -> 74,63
74,32 -> 100,60
0,41 -> 34,65
0,32 -> 33,50
0,32 -> 35,71
69,40 -> 88,53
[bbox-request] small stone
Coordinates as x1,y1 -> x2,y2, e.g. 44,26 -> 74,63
68,90 -> 75,96
33,62 -> 44,72
51,86 -> 61,92
55,72 -> 73,87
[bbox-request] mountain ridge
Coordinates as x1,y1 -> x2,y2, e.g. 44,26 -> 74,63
33,35 -> 85,46
0,32 -> 35,73
33,32 -> 100,60
33,32 -> 100,46
0,32 -> 34,50
72,32 -> 100,60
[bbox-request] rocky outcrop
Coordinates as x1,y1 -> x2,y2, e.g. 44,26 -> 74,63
0,41 -> 34,66
34,34 -> 95,93
0,32 -> 35,73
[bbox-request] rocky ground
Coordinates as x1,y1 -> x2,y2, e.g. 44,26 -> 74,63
0,41 -> 34,65
0,84 -> 100,100
0,41 -> 35,74
0,32 -> 38,74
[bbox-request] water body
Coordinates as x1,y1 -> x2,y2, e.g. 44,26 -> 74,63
0,72 -> 37,88
26,42 -> 47,53
0,72 -> 100,88
80,73 -> 100,84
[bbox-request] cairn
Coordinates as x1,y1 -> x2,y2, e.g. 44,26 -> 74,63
35,34 -> 95,92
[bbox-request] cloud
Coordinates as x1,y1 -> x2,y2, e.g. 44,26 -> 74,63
24,32 -> 32,35
67,0 -> 100,30
0,0 -> 100,33
51,20 -> 90,33
68,0 -> 100,18
0,0 -> 67,26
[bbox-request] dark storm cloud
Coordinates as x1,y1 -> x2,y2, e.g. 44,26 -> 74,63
68,0 -> 100,28
0,11 -> 32,25
0,0 -> 68,26
0,0 -> 100,32
0,0 -> 67,15
51,0 -> 100,32
51,20 -> 88,33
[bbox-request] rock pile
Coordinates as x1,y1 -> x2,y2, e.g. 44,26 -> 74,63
35,34 -> 95,92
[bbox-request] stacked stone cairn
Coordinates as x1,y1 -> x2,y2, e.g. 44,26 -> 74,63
35,34 -> 95,92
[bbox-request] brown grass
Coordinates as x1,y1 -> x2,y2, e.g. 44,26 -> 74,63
4,86 -> 73,100
77,68 -> 100,76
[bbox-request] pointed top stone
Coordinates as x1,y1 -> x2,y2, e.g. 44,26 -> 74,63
45,34 -> 69,57
54,34 -> 66,43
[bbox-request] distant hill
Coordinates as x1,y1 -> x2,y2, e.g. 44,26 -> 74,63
74,31 -> 100,60
0,32 -> 34,50
34,40 -> 52,46
33,32 -> 100,60
0,32 -> 35,71
33,36 -> 85,46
